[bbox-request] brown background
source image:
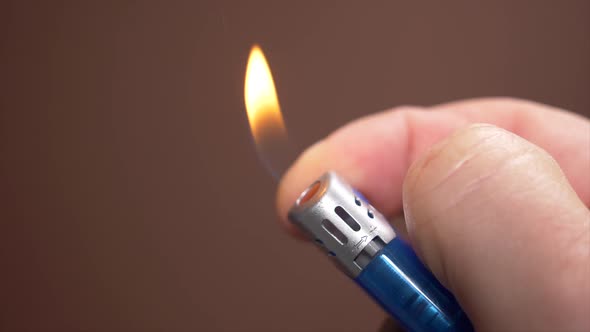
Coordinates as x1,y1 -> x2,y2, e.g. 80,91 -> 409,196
1,1 -> 588,331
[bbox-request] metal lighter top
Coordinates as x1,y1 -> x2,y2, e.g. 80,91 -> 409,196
288,172 -> 396,277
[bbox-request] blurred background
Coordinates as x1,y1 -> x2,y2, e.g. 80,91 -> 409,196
1,1 -> 588,331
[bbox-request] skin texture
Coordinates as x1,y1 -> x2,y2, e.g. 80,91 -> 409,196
275,98 -> 590,331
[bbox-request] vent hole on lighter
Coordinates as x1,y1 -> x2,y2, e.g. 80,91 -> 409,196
335,206 -> 361,231
321,219 -> 348,245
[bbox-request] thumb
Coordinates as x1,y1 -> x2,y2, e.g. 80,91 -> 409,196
403,124 -> 590,332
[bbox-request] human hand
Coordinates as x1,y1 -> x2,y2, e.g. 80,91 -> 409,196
275,98 -> 590,331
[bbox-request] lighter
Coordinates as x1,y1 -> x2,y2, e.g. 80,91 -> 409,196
289,172 -> 474,332
243,45 -> 474,331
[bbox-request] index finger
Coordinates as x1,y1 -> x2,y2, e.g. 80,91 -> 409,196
276,98 -> 590,236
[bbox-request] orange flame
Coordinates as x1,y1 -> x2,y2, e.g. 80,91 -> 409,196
244,45 -> 286,144
244,45 -> 290,177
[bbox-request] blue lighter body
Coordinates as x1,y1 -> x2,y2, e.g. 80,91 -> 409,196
356,237 -> 473,332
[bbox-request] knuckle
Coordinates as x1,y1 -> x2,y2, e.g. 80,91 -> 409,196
405,123 -> 538,200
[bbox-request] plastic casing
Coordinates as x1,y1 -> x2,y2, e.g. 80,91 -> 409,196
356,237 -> 474,332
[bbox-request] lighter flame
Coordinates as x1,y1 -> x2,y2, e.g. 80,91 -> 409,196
244,45 -> 286,143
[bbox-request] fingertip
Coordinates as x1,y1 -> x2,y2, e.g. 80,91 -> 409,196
275,105 -> 455,239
